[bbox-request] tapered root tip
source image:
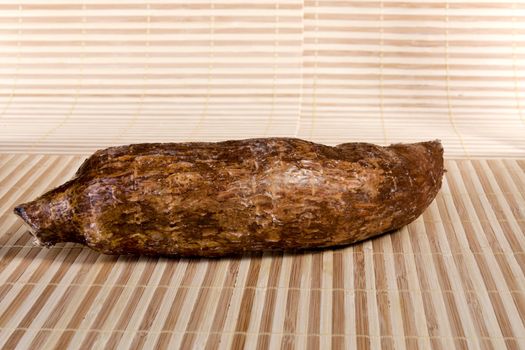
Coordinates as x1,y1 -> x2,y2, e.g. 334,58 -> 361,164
13,204 -> 30,227
13,203 -> 47,246
14,205 -> 24,218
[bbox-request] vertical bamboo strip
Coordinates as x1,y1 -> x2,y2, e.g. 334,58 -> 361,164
0,156 -> 524,347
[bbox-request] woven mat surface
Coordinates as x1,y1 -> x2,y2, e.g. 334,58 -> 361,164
1,1 -> 525,156
1,2 -> 525,348
0,153 -> 524,349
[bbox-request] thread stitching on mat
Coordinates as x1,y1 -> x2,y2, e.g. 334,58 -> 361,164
1,245 -> 524,255
294,0 -> 304,137
308,0 -> 319,139
379,0 -> 387,145
115,2 -> 151,143
187,1 -> 215,140
512,1 -> 524,125
445,1 -> 469,158
1,281 -> 524,293
263,0 -> 280,136
0,327 -> 523,339
0,4 -> 22,126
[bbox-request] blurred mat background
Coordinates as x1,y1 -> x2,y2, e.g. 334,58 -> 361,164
0,0 -> 524,156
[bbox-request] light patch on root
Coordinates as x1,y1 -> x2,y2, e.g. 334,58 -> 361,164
19,221 -> 46,247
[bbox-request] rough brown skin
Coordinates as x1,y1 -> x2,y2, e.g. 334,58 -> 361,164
14,138 -> 444,257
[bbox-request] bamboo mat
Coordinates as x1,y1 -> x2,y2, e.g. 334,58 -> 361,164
0,154 -> 523,349
1,1 -> 525,156
0,0 -> 525,348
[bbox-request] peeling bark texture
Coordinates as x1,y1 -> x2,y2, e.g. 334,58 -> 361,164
14,138 -> 444,257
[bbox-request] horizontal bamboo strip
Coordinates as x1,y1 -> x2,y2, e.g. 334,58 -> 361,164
0,0 -> 523,156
